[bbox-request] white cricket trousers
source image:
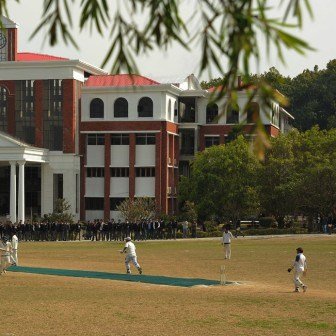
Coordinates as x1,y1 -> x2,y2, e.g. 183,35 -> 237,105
11,249 -> 18,265
125,254 -> 141,272
224,243 -> 231,259
294,270 -> 305,289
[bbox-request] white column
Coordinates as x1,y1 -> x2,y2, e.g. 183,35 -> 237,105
9,161 -> 17,223
18,161 -> 25,222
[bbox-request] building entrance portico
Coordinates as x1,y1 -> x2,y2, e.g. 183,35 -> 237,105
0,131 -> 48,223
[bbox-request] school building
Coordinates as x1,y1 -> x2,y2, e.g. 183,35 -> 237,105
0,16 -> 293,222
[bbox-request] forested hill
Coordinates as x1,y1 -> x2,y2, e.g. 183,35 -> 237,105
201,60 -> 336,131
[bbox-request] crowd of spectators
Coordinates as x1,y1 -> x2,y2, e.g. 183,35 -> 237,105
0,219 -> 198,242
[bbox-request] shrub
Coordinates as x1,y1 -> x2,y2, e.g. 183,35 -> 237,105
259,217 -> 277,228
203,221 -> 219,232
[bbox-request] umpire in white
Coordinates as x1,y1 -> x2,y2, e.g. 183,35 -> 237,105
120,237 -> 142,274
11,233 -> 18,266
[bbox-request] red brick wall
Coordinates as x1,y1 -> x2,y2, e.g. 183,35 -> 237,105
104,134 -> 111,220
155,133 -> 162,211
160,128 -> 168,214
34,80 -> 43,147
7,28 -> 17,61
62,79 -> 76,153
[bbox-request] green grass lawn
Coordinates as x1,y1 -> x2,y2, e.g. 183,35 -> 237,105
1,235 -> 335,336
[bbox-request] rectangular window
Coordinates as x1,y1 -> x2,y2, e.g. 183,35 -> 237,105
135,167 -> 155,177
179,97 -> 196,123
136,133 -> 156,145
43,80 -> 63,150
87,134 -> 105,145
53,173 -> 63,211
0,87 -> 8,132
75,173 -> 79,213
110,197 -> 126,211
85,197 -> 104,210
15,80 -> 35,144
205,136 -> 220,148
180,129 -> 195,155
87,167 -> 105,178
110,167 -> 130,177
111,134 -> 129,145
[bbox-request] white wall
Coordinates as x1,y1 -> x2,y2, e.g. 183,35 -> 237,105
41,153 -> 80,220
86,145 -> 104,166
82,92 -> 165,121
111,145 -> 129,166
135,177 -> 155,197
166,94 -> 178,122
198,94 -> 274,126
110,178 -> 129,197
135,145 -> 155,166
85,178 -> 104,197
110,211 -> 124,221
85,210 -> 104,221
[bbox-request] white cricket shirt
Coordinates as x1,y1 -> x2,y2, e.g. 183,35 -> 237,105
12,235 -> 18,249
223,231 -> 233,244
125,241 -> 136,256
293,253 -> 307,271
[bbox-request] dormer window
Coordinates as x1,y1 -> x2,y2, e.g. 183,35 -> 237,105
138,97 -> 153,117
206,103 -> 218,124
90,98 -> 104,118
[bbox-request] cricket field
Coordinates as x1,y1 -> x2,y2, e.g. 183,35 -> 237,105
1,235 -> 335,336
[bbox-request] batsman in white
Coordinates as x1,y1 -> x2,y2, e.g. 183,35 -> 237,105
120,237 -> 143,274
288,247 -> 308,292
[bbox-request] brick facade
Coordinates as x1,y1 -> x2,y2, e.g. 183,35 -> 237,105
62,79 -> 76,153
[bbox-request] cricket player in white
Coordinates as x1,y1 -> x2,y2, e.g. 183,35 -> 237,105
0,237 -> 12,275
288,247 -> 307,292
120,237 -> 142,274
222,228 -> 234,259
11,233 -> 18,266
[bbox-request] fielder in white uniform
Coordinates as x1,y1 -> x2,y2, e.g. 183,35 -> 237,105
0,237 -> 12,275
120,237 -> 142,274
11,233 -> 18,266
222,228 -> 234,259
288,247 -> 307,292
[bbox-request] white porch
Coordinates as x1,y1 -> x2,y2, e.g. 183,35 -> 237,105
0,131 -> 48,223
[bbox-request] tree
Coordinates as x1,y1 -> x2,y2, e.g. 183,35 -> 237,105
116,197 -> 156,222
1,1 -> 313,154
258,131 -> 300,228
43,198 -> 74,223
179,137 -> 260,222
259,127 -> 336,231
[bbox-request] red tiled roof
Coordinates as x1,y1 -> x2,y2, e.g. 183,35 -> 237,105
17,52 -> 68,61
207,85 -> 224,92
85,74 -> 160,87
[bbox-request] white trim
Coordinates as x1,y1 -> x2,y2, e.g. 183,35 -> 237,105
167,131 -> 179,136
82,83 -> 181,95
81,130 -> 161,134
204,134 -> 220,137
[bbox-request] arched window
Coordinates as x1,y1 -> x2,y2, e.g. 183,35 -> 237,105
114,97 -> 128,118
226,104 -> 239,124
167,100 -> 172,121
138,97 -> 153,117
90,98 -> 104,118
174,101 -> 178,118
0,86 -> 8,131
246,102 -> 260,123
206,103 -> 218,124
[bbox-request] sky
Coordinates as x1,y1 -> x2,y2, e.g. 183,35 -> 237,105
6,0 -> 336,81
